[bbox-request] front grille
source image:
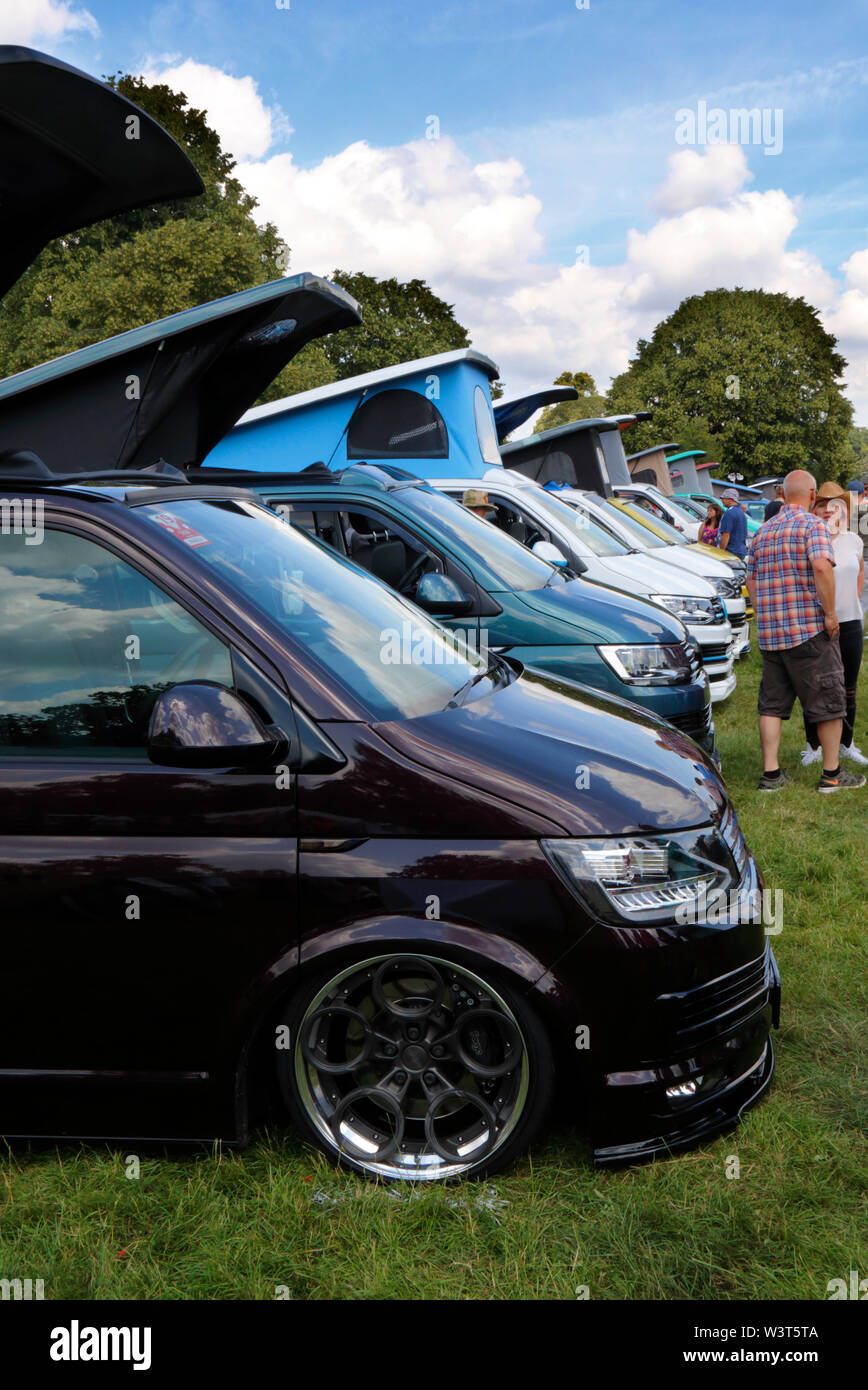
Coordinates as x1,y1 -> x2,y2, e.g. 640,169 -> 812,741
659,947 -> 771,1049
729,612 -> 746,628
701,642 -> 734,662
668,702 -> 713,739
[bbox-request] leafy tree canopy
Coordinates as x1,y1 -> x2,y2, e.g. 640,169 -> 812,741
324,271 -> 470,380
0,74 -> 331,402
533,370 -> 608,433
605,288 -> 854,485
847,425 -> 868,481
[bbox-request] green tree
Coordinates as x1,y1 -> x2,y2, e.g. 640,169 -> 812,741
847,425 -> 868,481
324,271 -> 470,379
533,370 -> 608,433
0,74 -> 332,402
605,288 -> 854,484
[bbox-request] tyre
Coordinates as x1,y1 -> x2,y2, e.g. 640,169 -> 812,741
278,952 -> 554,1181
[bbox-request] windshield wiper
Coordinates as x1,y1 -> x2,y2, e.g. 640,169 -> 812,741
447,653 -> 505,708
544,567 -> 567,587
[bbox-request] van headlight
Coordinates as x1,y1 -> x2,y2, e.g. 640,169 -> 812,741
541,829 -> 736,926
710,577 -> 740,598
597,642 -> 691,685
650,595 -> 718,624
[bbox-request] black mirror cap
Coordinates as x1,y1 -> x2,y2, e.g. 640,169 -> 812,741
147,681 -> 288,769
414,572 -> 474,616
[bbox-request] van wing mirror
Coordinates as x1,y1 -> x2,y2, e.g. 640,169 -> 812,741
532,540 -> 569,568
148,681 -> 288,768
414,572 -> 474,615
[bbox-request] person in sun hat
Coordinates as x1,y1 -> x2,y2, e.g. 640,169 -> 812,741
746,469 -> 865,794
800,481 -> 866,768
462,488 -> 495,521
717,488 -> 749,558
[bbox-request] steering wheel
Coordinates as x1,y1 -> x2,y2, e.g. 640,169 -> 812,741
398,552 -> 430,594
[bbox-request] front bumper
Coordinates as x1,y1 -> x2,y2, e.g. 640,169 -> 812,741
566,820 -> 781,1166
707,663 -> 736,702
590,934 -> 780,1166
594,1035 -> 775,1165
690,621 -> 736,701
733,621 -> 751,658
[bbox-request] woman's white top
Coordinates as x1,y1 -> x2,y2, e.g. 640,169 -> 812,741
833,529 -> 865,624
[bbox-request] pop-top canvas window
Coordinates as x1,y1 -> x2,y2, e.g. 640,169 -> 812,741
346,389 -> 449,459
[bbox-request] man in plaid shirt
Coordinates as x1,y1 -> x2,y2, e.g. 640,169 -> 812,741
747,470 -> 864,793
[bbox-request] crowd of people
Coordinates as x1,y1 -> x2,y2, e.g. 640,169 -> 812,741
703,472 -> 866,793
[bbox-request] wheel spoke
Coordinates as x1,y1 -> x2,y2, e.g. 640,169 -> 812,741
300,1004 -> 375,1075
371,955 -> 445,1020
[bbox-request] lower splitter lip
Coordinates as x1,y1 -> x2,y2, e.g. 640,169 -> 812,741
592,1036 -> 775,1167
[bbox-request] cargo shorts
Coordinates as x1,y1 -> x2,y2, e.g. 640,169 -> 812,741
758,630 -> 846,724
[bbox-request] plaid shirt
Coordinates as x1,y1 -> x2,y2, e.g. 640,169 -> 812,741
746,505 -> 835,651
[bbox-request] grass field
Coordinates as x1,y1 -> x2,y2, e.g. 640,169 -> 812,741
1,645 -> 866,1301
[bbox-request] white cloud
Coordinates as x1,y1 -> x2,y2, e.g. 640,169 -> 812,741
652,145 -> 753,215
0,0 -> 98,43
142,60 -> 290,161
130,63 -> 868,423
236,137 -> 542,294
233,132 -> 868,418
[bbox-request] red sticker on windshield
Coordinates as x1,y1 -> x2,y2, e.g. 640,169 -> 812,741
148,509 -> 211,548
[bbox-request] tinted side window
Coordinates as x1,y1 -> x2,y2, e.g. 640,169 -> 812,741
346,389 -> 448,459
0,527 -> 232,756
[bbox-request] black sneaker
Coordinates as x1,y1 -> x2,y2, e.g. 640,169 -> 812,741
818,767 -> 866,794
758,770 -> 792,792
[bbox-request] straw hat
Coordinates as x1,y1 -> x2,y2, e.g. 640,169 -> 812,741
816,480 -> 850,501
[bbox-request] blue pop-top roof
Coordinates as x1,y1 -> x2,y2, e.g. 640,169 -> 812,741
211,348 -> 503,480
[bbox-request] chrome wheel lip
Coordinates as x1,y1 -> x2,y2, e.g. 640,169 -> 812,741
292,953 -> 530,1181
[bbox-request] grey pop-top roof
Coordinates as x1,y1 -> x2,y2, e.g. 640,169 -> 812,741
0,275 -> 362,473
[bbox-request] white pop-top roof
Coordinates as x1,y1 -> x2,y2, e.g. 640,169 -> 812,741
235,348 -> 500,430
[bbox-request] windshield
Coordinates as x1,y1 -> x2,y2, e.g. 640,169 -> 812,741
662,497 -> 704,530
673,496 -> 706,520
565,495 -> 670,552
528,488 -> 630,558
142,498 -> 489,721
616,502 -> 688,546
397,485 -> 559,591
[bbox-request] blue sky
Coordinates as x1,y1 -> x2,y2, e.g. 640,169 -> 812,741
9,0 -> 868,417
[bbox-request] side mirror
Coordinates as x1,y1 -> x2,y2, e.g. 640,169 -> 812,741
414,571 -> 474,616
532,540 -> 568,568
148,682 -> 287,769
